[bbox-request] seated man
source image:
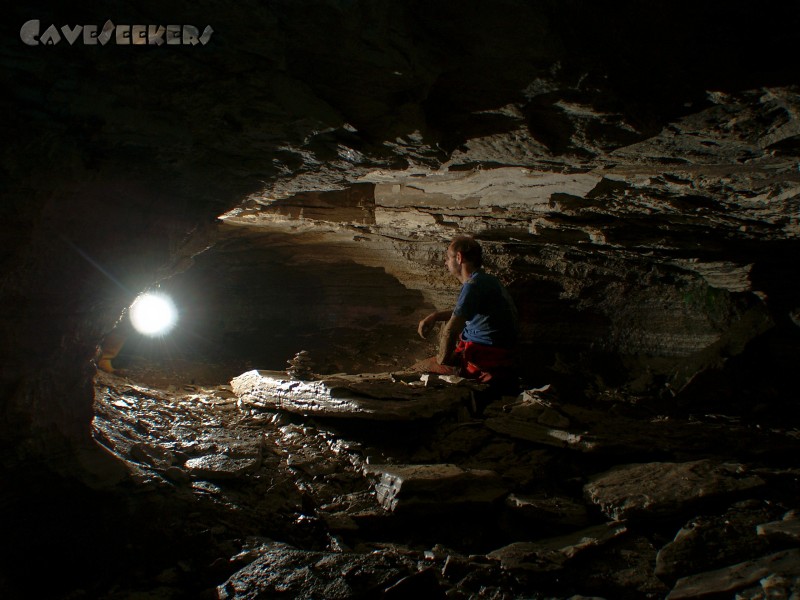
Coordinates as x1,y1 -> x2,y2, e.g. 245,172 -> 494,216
414,235 -> 519,393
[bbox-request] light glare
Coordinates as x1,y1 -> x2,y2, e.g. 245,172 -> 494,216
129,292 -> 177,336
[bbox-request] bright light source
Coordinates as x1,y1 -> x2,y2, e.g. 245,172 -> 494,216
129,292 -> 178,336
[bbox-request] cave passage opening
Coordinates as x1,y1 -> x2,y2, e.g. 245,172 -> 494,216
98,222 -> 436,390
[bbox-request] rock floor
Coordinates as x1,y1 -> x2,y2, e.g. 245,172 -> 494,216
74,364 -> 800,599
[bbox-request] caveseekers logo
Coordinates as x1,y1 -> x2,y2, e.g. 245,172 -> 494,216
20,19 -> 213,46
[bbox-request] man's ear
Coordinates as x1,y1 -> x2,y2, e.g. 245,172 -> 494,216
455,251 -> 463,265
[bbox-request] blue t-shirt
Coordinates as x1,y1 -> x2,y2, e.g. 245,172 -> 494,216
453,271 -> 518,347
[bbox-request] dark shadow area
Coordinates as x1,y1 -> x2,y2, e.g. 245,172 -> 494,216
675,324 -> 800,424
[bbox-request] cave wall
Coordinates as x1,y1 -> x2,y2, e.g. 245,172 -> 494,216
221,171 -> 787,398
2,1 -> 799,478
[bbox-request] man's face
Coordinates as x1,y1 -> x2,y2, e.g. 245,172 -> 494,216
445,244 -> 460,277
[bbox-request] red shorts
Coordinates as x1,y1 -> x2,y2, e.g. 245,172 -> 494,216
454,339 -> 516,385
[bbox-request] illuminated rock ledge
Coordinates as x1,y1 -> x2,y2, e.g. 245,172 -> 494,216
230,369 -> 472,420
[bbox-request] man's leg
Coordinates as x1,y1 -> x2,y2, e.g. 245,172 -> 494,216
409,355 -> 459,374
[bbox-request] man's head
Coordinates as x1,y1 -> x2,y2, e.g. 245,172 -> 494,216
446,236 -> 482,278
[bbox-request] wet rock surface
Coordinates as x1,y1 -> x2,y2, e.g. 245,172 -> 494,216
217,542 -> 422,600
77,366 -> 800,599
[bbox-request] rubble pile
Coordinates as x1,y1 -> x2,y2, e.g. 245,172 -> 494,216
86,368 -> 800,599
286,351 -> 315,381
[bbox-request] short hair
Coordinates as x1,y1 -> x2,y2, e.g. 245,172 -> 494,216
450,235 -> 482,268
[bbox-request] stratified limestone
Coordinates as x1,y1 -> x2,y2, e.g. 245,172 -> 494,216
666,549 -> 800,600
487,521 -> 628,573
366,464 -> 508,512
584,460 -> 765,520
231,370 -> 471,420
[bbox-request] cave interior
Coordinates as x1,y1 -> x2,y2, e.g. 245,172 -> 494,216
2,2 -> 800,599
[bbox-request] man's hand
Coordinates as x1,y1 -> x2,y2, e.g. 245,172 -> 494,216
418,314 -> 436,339
417,310 -> 454,339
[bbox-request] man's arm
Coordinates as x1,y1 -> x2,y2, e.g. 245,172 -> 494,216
436,313 -> 466,366
417,309 -> 452,339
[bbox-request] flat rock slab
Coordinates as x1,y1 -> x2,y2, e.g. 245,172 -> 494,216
584,460 -> 765,520
231,370 -> 471,420
366,464 -> 509,512
666,548 -> 800,600
487,521 -> 628,572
